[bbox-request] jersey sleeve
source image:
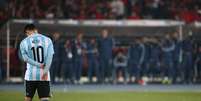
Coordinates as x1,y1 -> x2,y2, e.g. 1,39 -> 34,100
20,40 -> 41,67
43,39 -> 54,74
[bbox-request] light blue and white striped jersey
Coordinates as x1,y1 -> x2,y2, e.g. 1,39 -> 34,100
20,33 -> 54,81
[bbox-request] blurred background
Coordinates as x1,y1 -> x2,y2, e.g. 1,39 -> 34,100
0,0 -> 201,85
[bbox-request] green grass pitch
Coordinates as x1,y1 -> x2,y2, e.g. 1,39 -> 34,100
0,91 -> 201,101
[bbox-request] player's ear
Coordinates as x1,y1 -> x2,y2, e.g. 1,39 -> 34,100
24,30 -> 27,34
25,30 -> 30,36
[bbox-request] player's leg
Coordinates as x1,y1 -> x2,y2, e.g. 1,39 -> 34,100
123,66 -> 128,84
112,66 -> 117,84
25,81 -> 37,101
94,60 -> 100,83
105,59 -> 112,82
37,81 -> 51,101
168,61 -> 174,83
99,59 -> 105,83
74,60 -> 79,83
136,64 -> 141,81
69,62 -> 74,83
87,60 -> 93,83
77,59 -> 83,83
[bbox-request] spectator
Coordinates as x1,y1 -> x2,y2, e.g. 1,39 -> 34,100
75,10 -> 86,20
195,41 -> 201,81
149,37 -> 161,78
62,39 -> 74,84
141,37 -> 151,78
92,9 -> 105,19
182,34 -> 194,84
127,11 -> 140,19
50,32 -> 63,83
172,32 -> 183,83
110,0 -> 125,19
62,0 -> 76,19
86,37 -> 100,83
123,0 -> 132,17
0,9 -> 7,26
161,34 -> 175,84
112,50 -> 128,84
179,8 -> 200,23
98,29 -> 114,83
128,38 -> 143,83
72,32 -> 86,84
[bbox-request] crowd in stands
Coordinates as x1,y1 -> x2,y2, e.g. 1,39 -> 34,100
0,0 -> 201,25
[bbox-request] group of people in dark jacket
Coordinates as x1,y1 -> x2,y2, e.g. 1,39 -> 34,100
128,33 -> 195,84
50,30 -> 199,85
50,29 -> 114,84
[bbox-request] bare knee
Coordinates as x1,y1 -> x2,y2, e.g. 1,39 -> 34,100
25,97 -> 32,101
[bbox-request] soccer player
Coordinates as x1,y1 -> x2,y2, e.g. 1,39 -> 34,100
20,24 -> 54,101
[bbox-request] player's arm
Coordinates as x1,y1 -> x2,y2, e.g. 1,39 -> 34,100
43,40 -> 54,74
20,42 -> 42,67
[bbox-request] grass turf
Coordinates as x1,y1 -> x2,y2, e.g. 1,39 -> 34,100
0,91 -> 201,101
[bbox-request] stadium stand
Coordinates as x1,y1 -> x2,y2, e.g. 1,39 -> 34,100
0,0 -> 201,26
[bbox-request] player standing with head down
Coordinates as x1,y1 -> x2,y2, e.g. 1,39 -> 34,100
20,24 -> 54,101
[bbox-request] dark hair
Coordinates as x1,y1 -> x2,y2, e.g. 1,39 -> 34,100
24,24 -> 36,33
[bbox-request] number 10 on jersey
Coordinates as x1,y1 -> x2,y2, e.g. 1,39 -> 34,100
31,46 -> 44,63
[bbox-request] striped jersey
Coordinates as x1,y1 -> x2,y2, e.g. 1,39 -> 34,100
20,33 -> 54,81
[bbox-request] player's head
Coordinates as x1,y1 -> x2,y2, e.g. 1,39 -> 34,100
101,29 -> 109,38
24,24 -> 37,36
53,32 -> 61,40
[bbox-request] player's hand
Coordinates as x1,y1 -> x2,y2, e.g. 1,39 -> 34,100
42,73 -> 48,80
40,63 -> 45,69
